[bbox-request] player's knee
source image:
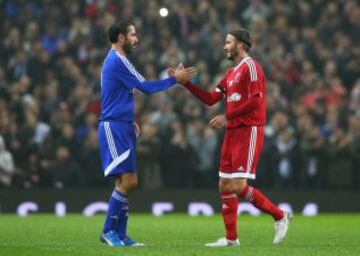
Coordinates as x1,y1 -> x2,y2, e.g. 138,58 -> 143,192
115,175 -> 138,194
127,178 -> 138,191
122,176 -> 138,192
233,182 -> 248,197
223,178 -> 247,196
234,186 -> 246,197
219,178 -> 233,193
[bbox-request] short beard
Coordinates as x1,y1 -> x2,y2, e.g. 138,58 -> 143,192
123,42 -> 133,55
227,48 -> 238,61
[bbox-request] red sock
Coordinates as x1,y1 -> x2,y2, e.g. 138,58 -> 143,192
239,185 -> 284,221
221,192 -> 238,240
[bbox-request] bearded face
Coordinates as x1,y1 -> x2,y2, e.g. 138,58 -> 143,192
123,41 -> 134,55
227,45 -> 239,61
224,34 -> 239,61
123,25 -> 138,55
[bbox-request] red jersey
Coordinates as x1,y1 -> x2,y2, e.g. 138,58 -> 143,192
218,57 -> 266,128
183,56 -> 266,128
182,57 -> 266,178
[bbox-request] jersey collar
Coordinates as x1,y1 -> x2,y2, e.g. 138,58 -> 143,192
234,56 -> 251,71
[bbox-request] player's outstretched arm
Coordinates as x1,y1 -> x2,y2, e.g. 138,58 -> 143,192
169,63 -> 224,106
136,66 -> 196,94
181,81 -> 224,106
173,65 -> 197,84
116,60 -> 196,94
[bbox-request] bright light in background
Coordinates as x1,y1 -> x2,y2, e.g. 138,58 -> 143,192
159,7 -> 169,17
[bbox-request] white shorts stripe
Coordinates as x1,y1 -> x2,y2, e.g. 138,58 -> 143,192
104,122 -> 118,159
246,126 -> 257,172
218,171 -> 256,180
104,122 -> 114,158
104,122 -> 118,158
252,127 -> 258,170
104,149 -> 131,176
250,126 -> 257,171
246,127 -> 254,172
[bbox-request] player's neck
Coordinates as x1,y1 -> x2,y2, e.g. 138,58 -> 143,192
233,53 -> 249,66
112,44 -> 127,57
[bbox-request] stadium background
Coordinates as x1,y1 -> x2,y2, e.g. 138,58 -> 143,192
0,0 -> 359,215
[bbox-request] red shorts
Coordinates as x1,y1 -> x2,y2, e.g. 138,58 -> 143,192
219,126 -> 264,179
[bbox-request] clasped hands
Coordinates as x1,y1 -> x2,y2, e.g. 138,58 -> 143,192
168,63 -> 196,84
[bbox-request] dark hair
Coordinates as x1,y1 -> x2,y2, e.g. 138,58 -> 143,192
108,19 -> 134,43
229,28 -> 252,52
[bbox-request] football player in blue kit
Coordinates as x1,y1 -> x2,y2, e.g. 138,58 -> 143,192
98,19 -> 196,247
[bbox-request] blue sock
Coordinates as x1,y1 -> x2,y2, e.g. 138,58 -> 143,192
103,189 -> 128,234
116,202 -> 129,240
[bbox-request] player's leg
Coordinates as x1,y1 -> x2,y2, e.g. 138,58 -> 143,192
233,179 -> 293,244
97,121 -> 124,246
219,178 -> 239,241
205,178 -> 239,247
101,173 -> 144,246
98,121 -> 143,246
233,178 -> 284,221
115,173 -> 138,244
101,173 -> 131,247
205,130 -> 239,247
231,126 -> 292,244
230,126 -> 284,221
233,178 -> 292,244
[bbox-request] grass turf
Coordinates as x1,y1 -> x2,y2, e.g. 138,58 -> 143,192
0,214 -> 359,256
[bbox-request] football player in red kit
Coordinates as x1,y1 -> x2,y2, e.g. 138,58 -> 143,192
178,28 -> 293,246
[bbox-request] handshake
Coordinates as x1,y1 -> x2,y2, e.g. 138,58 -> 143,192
168,63 -> 196,85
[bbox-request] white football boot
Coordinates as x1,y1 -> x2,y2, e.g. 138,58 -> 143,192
205,237 -> 240,247
273,211 -> 294,244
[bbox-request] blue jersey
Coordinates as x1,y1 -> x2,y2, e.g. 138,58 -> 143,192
99,49 -> 177,122
98,48 -> 177,176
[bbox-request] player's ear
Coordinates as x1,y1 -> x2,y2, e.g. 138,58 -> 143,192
237,41 -> 244,52
118,33 -> 126,43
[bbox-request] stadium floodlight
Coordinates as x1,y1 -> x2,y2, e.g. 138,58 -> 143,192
159,7 -> 169,17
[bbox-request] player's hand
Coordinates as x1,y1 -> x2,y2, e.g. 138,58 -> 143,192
167,68 -> 175,77
173,63 -> 196,84
209,114 -> 226,129
133,122 -> 141,137
176,62 -> 184,71
167,63 -> 184,77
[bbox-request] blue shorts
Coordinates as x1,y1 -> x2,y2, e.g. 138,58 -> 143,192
98,121 -> 136,177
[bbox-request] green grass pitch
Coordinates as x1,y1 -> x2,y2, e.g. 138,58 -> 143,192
0,214 -> 359,256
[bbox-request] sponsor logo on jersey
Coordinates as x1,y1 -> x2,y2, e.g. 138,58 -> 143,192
227,92 -> 241,102
234,73 -> 241,83
228,79 -> 234,87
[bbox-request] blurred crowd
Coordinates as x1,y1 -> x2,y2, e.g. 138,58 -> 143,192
0,0 -> 359,190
